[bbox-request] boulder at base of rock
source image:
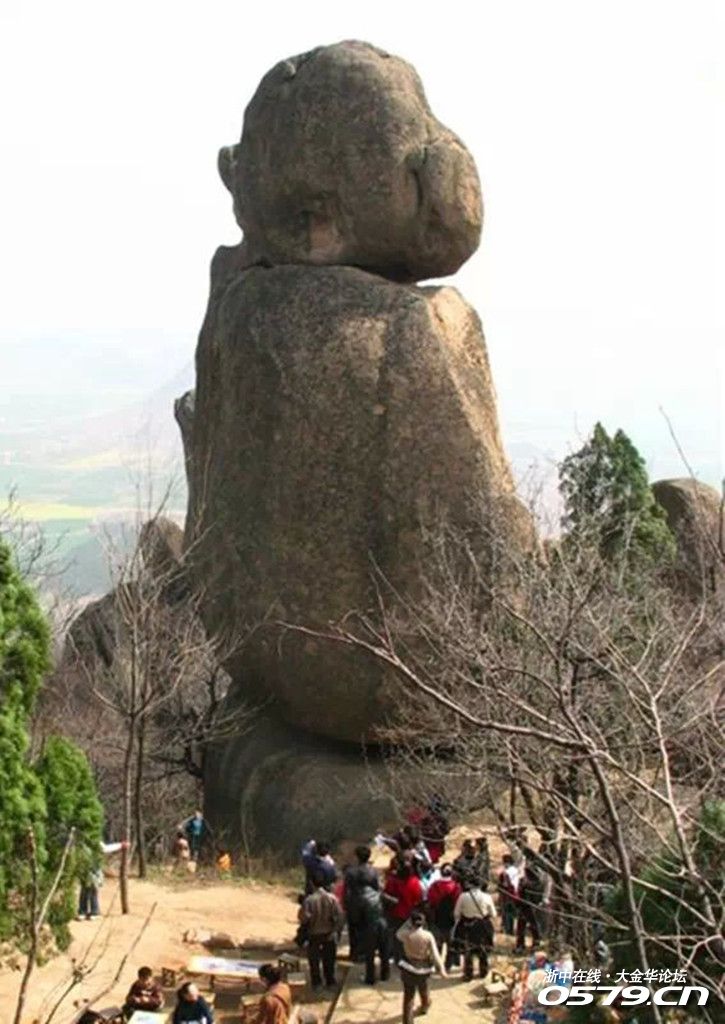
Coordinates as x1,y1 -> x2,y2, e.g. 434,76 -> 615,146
218,40 -> 482,282
183,262 -> 532,743
203,714 -> 396,859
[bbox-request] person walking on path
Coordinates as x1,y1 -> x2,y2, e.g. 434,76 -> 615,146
497,854 -> 520,936
77,839 -> 127,920
343,844 -> 379,961
182,810 -> 210,862
383,856 -> 424,963
453,881 -> 497,980
357,880 -> 391,986
301,839 -> 337,894
427,863 -> 462,970
514,865 -> 543,953
396,910 -> 447,1024
299,874 -> 344,989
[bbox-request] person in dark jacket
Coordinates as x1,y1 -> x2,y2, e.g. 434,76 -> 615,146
343,844 -> 380,960
514,865 -> 543,953
172,982 -> 214,1024
357,881 -> 391,985
301,839 -> 337,894
123,966 -> 163,1016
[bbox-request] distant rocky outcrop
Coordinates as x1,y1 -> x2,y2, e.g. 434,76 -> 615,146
653,478 -> 724,589
62,516 -> 187,675
179,41 -> 532,855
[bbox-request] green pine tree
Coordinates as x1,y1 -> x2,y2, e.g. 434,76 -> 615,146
0,539 -> 50,940
559,423 -> 676,563
34,736 -> 104,946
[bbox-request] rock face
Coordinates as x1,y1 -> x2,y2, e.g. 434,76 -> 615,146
653,478 -> 724,588
186,262 -> 530,742
218,40 -> 482,282
180,41 -> 530,855
204,715 -> 397,854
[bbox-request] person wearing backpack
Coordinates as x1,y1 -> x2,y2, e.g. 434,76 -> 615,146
426,863 -> 461,969
453,880 -> 497,980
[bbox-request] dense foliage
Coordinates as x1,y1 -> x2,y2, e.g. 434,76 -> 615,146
34,736 -> 104,945
560,422 -> 676,562
0,538 -> 50,939
0,538 -> 103,949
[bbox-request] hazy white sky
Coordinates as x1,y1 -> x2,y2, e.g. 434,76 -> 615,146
1,0 -> 723,485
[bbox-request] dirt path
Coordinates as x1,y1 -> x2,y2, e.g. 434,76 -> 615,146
1,822 -> 519,1023
0,874 -> 299,1024
331,962 -> 509,1024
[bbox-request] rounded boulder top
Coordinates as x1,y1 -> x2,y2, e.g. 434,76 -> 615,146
219,40 -> 483,282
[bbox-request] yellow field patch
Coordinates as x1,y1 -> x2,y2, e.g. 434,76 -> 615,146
2,501 -> 101,521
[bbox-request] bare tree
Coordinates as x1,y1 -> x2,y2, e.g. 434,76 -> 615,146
12,828 -> 76,1024
286,498 -> 724,1022
39,490 -> 256,911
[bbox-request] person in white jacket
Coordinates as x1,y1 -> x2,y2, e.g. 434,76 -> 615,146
453,882 -> 497,980
77,839 -> 127,920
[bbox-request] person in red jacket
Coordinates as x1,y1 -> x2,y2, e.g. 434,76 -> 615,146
383,857 -> 423,962
426,863 -> 462,969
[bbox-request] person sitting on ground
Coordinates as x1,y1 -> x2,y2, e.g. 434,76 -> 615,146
123,965 -> 164,1017
427,862 -> 462,970
253,963 -> 292,1024
301,839 -> 336,894
453,879 -> 497,981
299,873 -> 344,990
343,844 -> 380,961
397,910 -> 447,1024
172,981 -> 214,1024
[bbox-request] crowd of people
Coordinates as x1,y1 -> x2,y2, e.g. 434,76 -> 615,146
80,804 -> 555,1024
294,803 -> 550,1023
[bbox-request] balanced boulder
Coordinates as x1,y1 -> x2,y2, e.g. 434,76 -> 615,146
218,40 -> 482,282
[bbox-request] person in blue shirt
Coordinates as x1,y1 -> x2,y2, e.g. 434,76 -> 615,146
172,982 -> 214,1024
183,810 -> 209,861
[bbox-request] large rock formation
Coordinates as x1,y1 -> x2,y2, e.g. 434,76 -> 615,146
653,478 -> 724,590
180,41 -> 530,854
218,40 -> 482,282
186,262 -> 529,741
